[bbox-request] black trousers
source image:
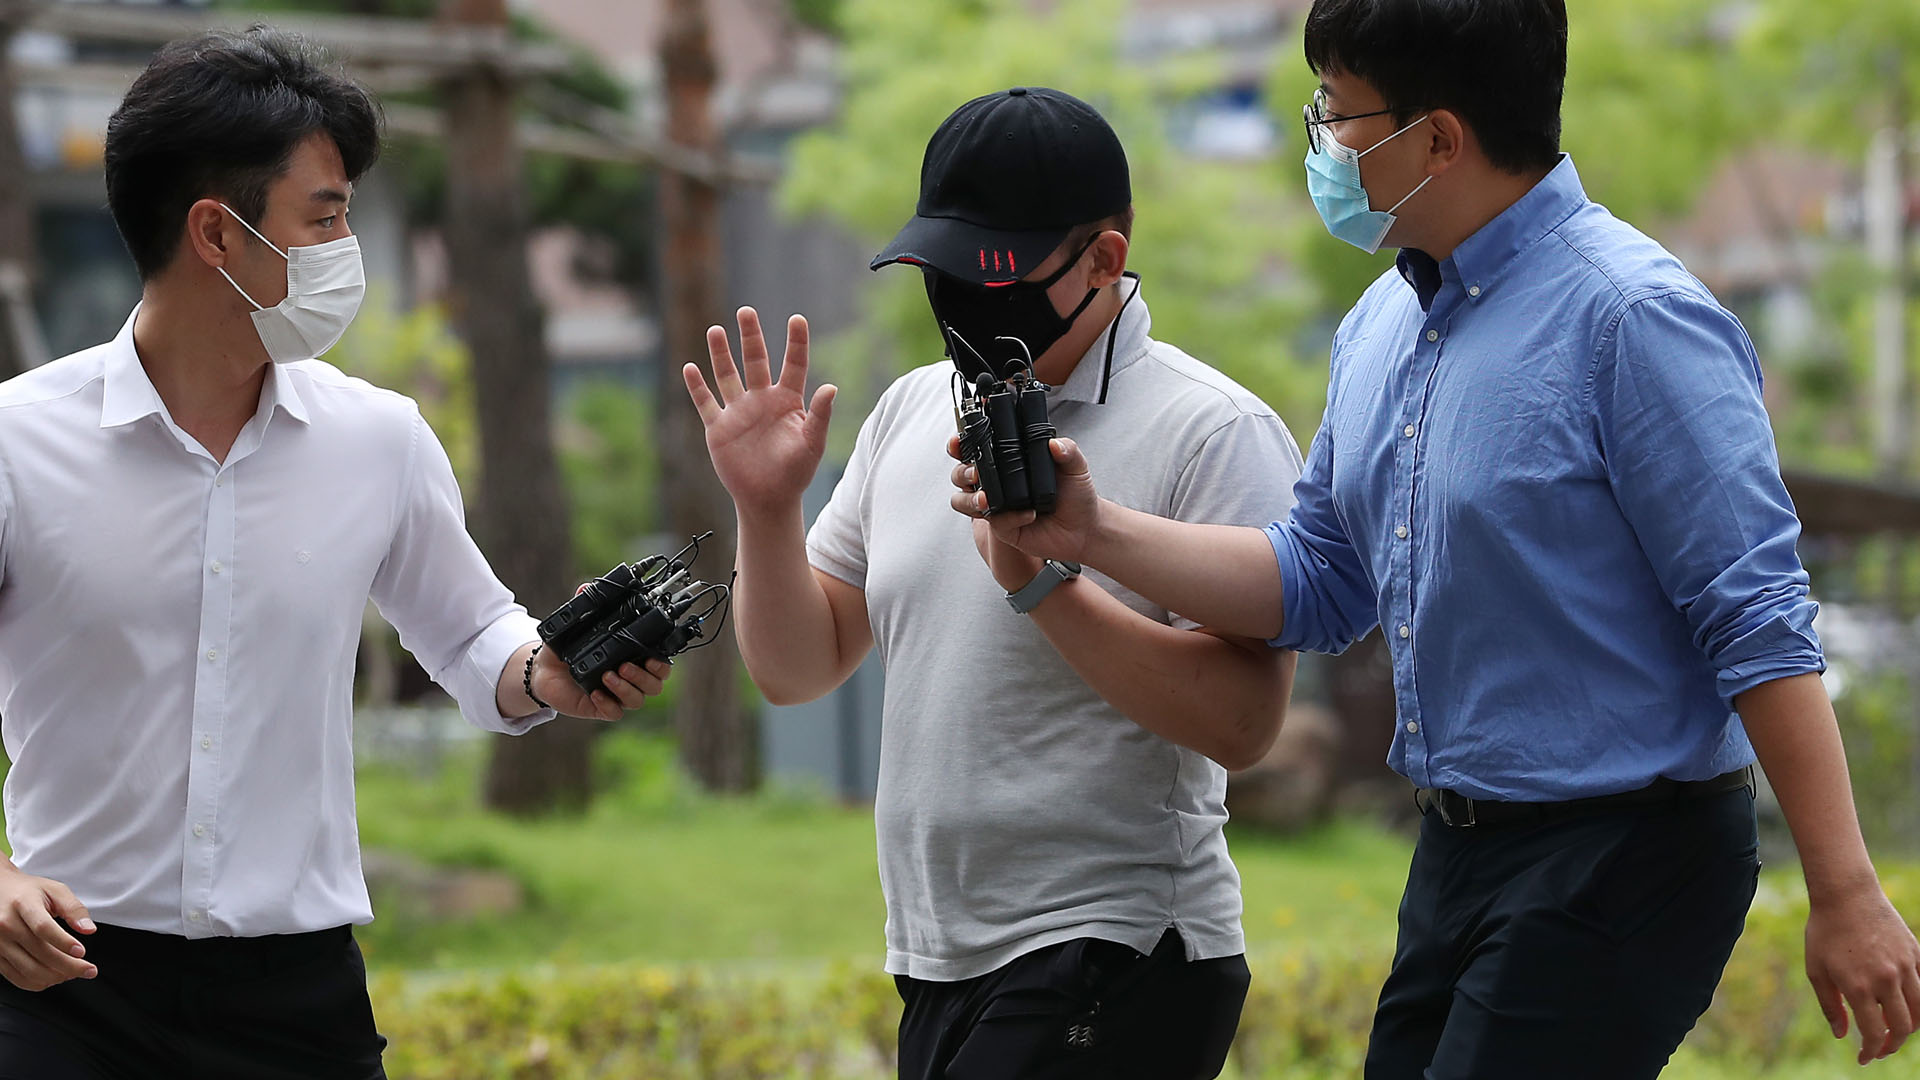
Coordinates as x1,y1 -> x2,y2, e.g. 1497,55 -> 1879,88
1364,785 -> 1760,1080
895,929 -> 1250,1080
0,923 -> 386,1080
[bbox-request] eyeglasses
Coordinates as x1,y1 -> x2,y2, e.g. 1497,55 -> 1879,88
1301,86 -> 1415,155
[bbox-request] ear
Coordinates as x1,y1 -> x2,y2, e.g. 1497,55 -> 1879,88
1088,230 -> 1129,289
184,198 -> 239,271
1422,109 -> 1468,177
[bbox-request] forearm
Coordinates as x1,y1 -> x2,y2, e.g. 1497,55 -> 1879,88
1084,502 -> 1286,640
733,501 -> 862,705
1028,574 -> 1294,770
1738,672 -> 1880,901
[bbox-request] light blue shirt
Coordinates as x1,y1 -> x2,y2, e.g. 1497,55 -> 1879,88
1267,156 -> 1823,801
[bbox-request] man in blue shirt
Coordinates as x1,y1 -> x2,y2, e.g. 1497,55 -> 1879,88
947,0 -> 1920,1075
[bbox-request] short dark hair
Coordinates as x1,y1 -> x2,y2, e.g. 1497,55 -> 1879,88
104,27 -> 383,280
1303,0 -> 1567,175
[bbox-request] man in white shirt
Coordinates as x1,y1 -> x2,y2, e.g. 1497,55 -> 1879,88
685,87 -> 1303,1079
0,29 -> 665,1078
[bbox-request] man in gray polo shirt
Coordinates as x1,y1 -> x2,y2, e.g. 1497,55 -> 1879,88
683,87 -> 1302,1079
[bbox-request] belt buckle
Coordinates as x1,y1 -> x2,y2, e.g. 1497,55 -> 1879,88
1438,791 -> 1477,828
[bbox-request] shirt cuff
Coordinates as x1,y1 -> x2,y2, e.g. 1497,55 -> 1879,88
1263,521 -> 1308,651
1716,610 -> 1826,708
459,611 -> 555,734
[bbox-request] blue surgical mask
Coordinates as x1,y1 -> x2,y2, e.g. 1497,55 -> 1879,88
1305,114 -> 1432,254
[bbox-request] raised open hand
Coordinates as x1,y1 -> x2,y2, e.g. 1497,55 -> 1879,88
683,307 -> 837,514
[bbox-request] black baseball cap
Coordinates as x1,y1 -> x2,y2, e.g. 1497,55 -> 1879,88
871,86 -> 1131,285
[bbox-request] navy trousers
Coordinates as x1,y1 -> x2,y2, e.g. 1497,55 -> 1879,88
1364,785 -> 1760,1079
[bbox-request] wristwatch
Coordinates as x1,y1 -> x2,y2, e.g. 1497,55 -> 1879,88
1006,559 -> 1082,614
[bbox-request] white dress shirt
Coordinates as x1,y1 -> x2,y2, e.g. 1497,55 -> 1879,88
0,309 -> 552,938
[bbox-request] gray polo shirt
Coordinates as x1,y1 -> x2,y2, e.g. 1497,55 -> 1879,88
807,284 -> 1304,981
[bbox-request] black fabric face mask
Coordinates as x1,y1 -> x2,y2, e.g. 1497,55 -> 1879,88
924,236 -> 1103,382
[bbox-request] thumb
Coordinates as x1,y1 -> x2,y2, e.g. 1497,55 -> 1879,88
806,384 -> 838,440
43,881 -> 95,934
1050,437 -> 1089,478
1811,967 -> 1848,1038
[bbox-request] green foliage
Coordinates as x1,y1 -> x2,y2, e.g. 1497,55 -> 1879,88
557,382 -> 660,578
367,887 -> 1920,1078
326,293 -> 481,491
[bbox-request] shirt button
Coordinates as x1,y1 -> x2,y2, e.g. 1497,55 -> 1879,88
192,824 -> 206,838
1398,624 -> 1410,639
206,649 -> 218,662
200,736 -> 213,750
1403,424 -> 1416,438
1425,329 -> 1439,342
1406,721 -> 1420,734
1468,285 -> 1482,297
210,561 -> 223,575
214,477 -> 224,488
188,910 -> 204,922
1395,524 -> 1409,539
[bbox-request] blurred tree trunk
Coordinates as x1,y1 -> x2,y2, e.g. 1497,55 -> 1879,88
0,1 -> 39,381
658,0 -> 757,792
437,0 -> 595,815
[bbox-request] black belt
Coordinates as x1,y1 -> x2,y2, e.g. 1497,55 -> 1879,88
1416,766 -> 1756,828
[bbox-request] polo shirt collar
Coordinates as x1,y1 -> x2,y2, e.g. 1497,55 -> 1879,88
99,305 -> 311,430
1054,273 -> 1148,406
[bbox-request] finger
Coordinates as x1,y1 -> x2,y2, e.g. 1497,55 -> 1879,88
1894,968 -> 1920,1059
590,690 -> 622,723
642,658 -> 672,681
616,663 -> 667,697
0,937 -> 83,990
42,882 -> 93,935
683,363 -> 723,426
704,324 -> 745,403
737,307 -> 772,390
0,941 -> 48,991
950,490 -> 981,517
804,384 -> 837,445
950,462 -> 975,491
776,314 -> 811,394
17,902 -> 82,960
1813,969 -> 1848,1038
15,910 -> 90,981
1050,437 -> 1090,477
986,513 -> 1035,546
1881,982 -> 1914,1059
947,433 -> 964,461
599,672 -> 650,711
1853,993 -> 1889,1064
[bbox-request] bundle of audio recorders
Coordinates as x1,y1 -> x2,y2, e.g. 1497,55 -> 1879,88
949,331 -> 1058,516
536,533 -> 732,691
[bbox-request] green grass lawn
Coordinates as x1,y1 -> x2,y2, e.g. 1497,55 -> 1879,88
352,738 -> 1415,972
348,737 -> 1920,1077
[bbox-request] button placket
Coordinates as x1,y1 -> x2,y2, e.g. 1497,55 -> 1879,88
1393,310 -> 1452,786
183,465 -> 235,936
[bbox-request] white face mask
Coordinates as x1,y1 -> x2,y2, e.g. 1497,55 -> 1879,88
216,203 -> 365,364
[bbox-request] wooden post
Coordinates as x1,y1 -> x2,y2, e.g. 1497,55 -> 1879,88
436,0 -> 594,815
658,0 -> 757,792
0,0 -> 40,381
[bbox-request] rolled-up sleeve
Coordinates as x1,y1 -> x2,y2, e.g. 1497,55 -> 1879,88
370,407 -> 553,734
1266,377 -> 1379,655
1595,291 -> 1823,706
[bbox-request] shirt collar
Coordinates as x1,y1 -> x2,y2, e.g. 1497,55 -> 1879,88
99,305 -> 311,430
1053,274 -> 1149,406
1444,154 -> 1587,305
